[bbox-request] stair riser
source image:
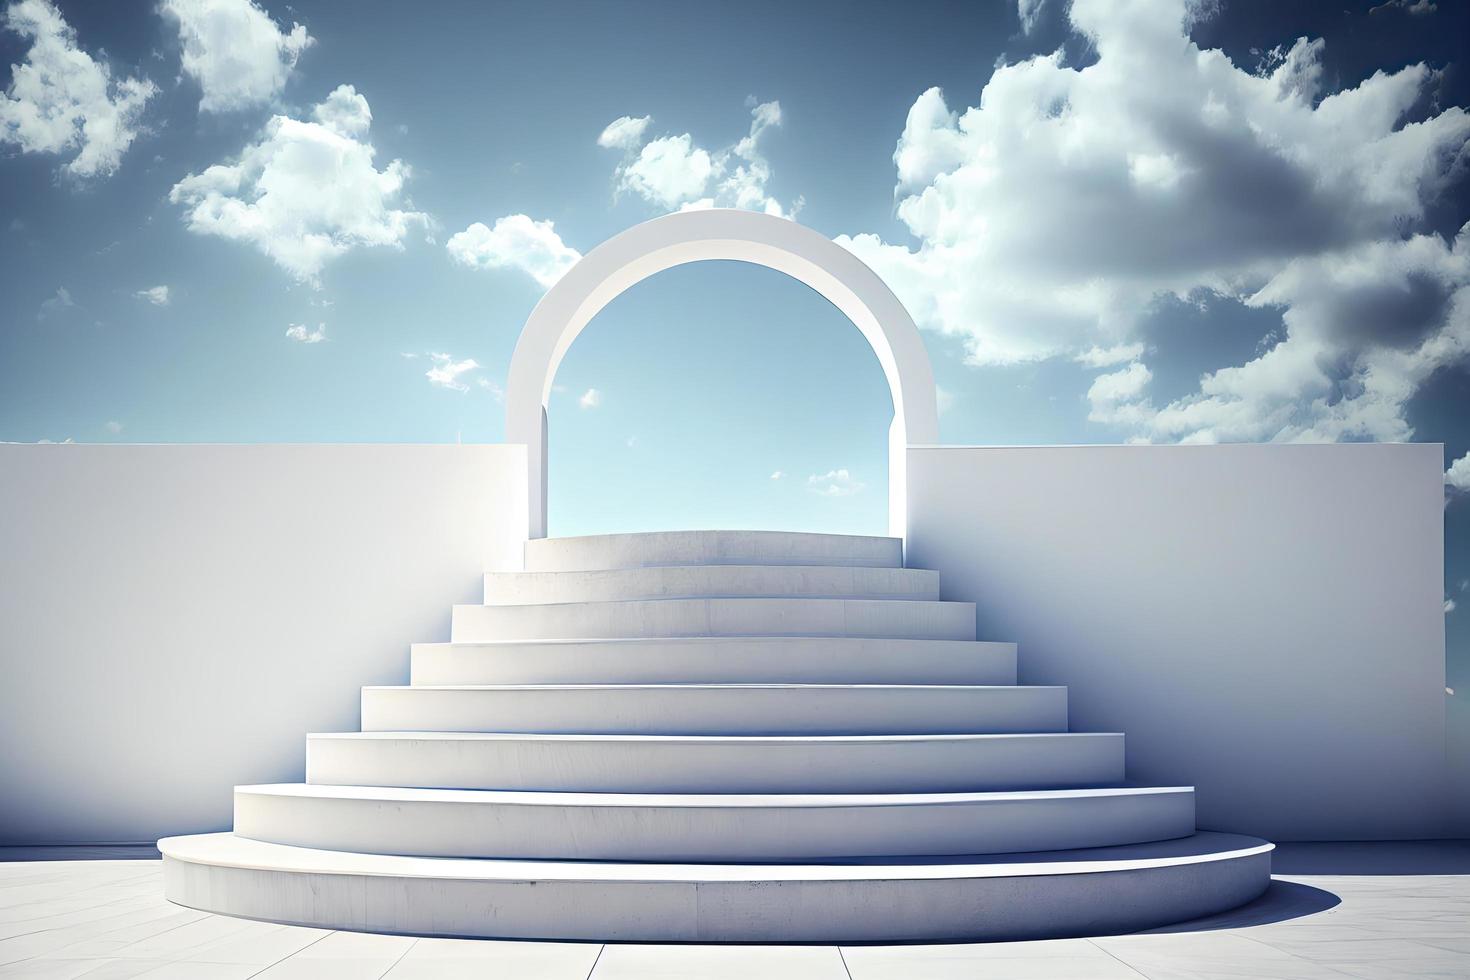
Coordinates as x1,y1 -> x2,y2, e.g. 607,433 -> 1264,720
359,686 -> 1068,736
525,530 -> 903,572
233,789 -> 1194,860
451,598 -> 977,642
305,734 -> 1124,794
161,843 -> 1271,942
484,566 -> 940,605
410,639 -> 1018,686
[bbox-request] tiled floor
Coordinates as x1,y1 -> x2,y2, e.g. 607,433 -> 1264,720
0,843 -> 1465,979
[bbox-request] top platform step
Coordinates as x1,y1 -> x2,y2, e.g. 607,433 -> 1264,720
524,530 -> 904,572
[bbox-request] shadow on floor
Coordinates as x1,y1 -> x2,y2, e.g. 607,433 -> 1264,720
1137,880 -> 1341,934
0,844 -> 160,862
1271,840 -> 1470,875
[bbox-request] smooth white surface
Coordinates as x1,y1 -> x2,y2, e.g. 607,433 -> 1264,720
9,852 -> 1468,979
522,528 -> 903,571
450,596 -> 977,641
304,731 -> 1125,793
503,210 -> 940,538
906,442 -> 1449,839
0,443 -> 528,846
483,564 -> 939,603
232,783 -> 1195,859
158,832 -> 1271,942
359,683 -> 1068,735
409,637 -> 1019,686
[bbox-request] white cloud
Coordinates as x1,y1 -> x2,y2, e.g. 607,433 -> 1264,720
285,322 -> 325,343
1447,451 -> 1470,494
579,387 -> 601,409
807,468 -> 864,497
1087,361 -> 1154,426
161,0 -> 313,112
1017,0 -> 1047,34
1075,343 -> 1145,368
1448,597 -> 1457,613
770,470 -> 784,480
837,0 -> 1470,448
135,285 -> 170,306
0,0 -> 156,178
621,133 -> 714,209
597,114 -> 650,150
1369,0 -> 1437,15
603,100 -> 798,216
425,352 -> 481,392
169,84 -> 425,285
447,214 -> 581,288
103,420 -> 122,434
36,285 -> 73,319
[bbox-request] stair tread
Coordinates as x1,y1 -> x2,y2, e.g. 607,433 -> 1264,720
311,731 -> 1117,742
238,783 -> 1189,806
160,830 -> 1270,880
416,636 -> 1005,647
456,596 -> 974,610
370,683 -> 1060,691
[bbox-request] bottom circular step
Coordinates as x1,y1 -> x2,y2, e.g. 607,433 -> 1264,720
159,831 -> 1272,943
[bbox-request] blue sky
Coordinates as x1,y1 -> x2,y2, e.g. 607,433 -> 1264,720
2,1 -> 1468,695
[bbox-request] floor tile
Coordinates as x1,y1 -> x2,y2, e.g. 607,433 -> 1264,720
591,943 -> 849,980
844,939 -> 1147,979
383,937 -> 602,978
251,931 -> 417,979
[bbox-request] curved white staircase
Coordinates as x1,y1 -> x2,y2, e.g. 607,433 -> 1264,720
160,529 -> 1272,942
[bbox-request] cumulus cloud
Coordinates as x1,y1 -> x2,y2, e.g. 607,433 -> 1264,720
770,470 -> 784,480
161,0 -> 313,112
1087,361 -> 1154,426
425,352 -> 481,392
578,387 -> 601,409
597,114 -> 650,150
285,322 -> 325,343
169,84 -> 425,285
838,0 -> 1470,446
447,214 -> 581,288
135,285 -> 170,306
1448,451 -> 1470,494
807,468 -> 864,497
0,0 -> 156,178
601,100 -> 799,216
103,419 -> 122,434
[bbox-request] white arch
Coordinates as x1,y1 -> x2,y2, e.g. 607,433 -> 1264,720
505,208 -> 939,540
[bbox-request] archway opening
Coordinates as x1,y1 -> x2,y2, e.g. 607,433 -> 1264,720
505,209 -> 939,540
547,260 -> 892,537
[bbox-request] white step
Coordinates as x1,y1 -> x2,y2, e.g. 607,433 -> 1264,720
524,530 -> 903,572
306,731 -> 1124,793
159,831 -> 1272,942
360,684 -> 1067,735
483,565 -> 940,604
411,638 -> 1018,686
233,783 -> 1195,860
451,597 -> 976,642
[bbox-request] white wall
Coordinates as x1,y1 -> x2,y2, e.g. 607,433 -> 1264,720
906,444 -> 1449,841
0,444 -> 527,845
2,441 -> 1450,844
